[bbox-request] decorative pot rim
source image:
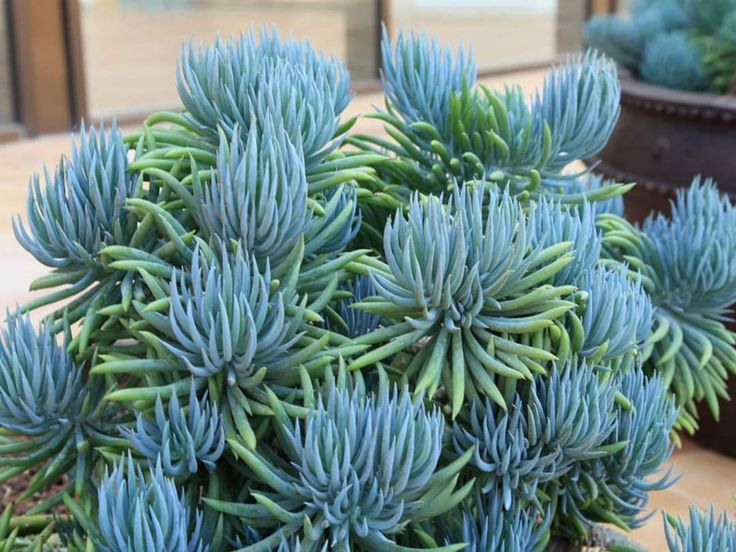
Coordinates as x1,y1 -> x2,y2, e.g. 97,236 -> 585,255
586,157 -> 677,199
618,69 -> 736,125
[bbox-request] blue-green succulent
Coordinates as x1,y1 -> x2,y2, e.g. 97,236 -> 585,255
195,122 -> 310,275
452,359 -> 617,509
599,178 -> 736,428
143,244 -> 302,384
0,312 -> 87,436
123,381 -> 224,477
96,456 -> 207,552
354,31 -> 623,204
575,264 -> 653,364
13,123 -> 137,270
177,28 -> 350,168
351,186 -> 576,416
556,366 -> 678,536
664,506 -> 736,552
328,275 -> 380,338
2,22 -> 730,552
585,0 -> 736,93
449,491 -> 551,552
640,31 -> 711,91
207,369 -> 472,551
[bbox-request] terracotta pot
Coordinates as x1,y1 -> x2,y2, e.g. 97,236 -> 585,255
588,69 -> 736,223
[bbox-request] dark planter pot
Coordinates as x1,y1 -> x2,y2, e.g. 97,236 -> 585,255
590,72 -> 736,458
588,70 -> 736,223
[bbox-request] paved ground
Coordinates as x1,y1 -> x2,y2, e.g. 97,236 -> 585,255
1,69 -> 735,549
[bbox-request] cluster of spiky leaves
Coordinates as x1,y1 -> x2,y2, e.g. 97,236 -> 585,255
349,29 -> 624,225
598,179 -> 736,432
205,366 -> 474,551
664,507 -> 736,552
0,25 -> 734,552
443,491 -> 552,552
94,457 -> 207,552
585,0 -> 736,93
122,381 -> 224,477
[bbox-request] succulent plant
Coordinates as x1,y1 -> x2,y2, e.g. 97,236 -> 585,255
595,368 -> 678,525
527,197 -> 601,286
536,50 -> 620,176
640,31 -> 711,92
379,26 -> 477,141
584,15 -> 649,69
0,311 -> 87,436
556,366 -> 678,536
448,491 -> 551,552
95,456 -> 207,552
305,185 -> 362,260
13,123 -> 137,270
123,381 -> 225,477
142,244 -> 303,385
2,23 -> 731,552
177,28 -> 350,168
575,264 -> 653,364
685,0 -> 736,34
327,275 -> 381,338
208,369 -> 472,550
664,506 -> 736,552
571,174 -> 625,217
452,359 -> 617,509
195,122 -> 310,276
0,311 -> 103,505
599,178 -> 736,429
585,0 -> 736,93
351,186 -> 576,415
11,124 -> 139,332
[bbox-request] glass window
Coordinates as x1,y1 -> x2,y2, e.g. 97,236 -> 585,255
80,0 -> 355,119
79,0 -> 591,120
387,0 -> 561,73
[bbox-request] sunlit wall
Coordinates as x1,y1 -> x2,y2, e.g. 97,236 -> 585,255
388,0 -> 559,72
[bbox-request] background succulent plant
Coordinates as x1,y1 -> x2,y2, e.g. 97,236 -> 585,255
585,0 -> 736,93
1,22 -> 734,552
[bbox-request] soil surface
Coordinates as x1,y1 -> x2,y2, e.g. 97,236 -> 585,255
0,469 -> 68,514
